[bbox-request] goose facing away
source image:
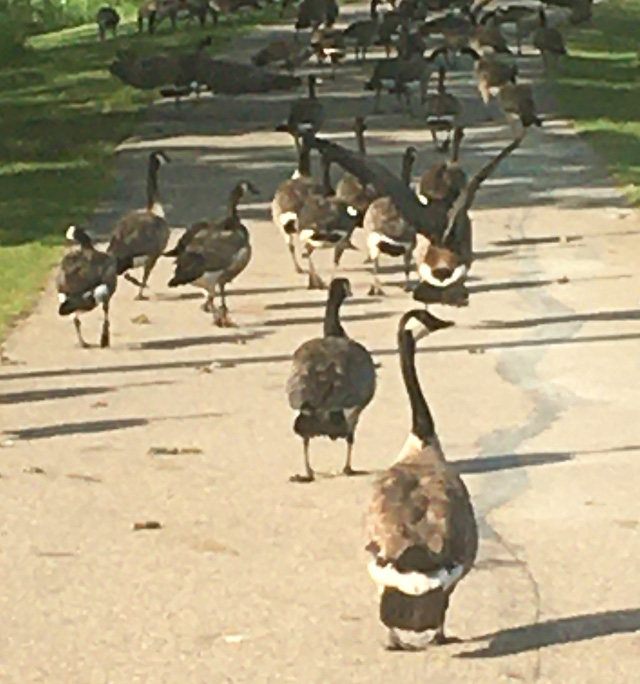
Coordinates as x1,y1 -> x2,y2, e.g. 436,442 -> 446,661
533,8 -> 567,74
418,126 -> 467,207
366,309 -> 477,650
167,180 -> 258,327
287,278 -> 376,483
271,136 -> 320,274
423,66 -> 462,153
364,146 -> 418,296
343,0 -> 381,62
57,226 -> 117,348
460,47 -> 517,108
498,75 -> 541,134
276,74 -> 324,138
107,150 -> 170,299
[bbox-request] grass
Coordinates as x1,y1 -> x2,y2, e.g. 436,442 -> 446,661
553,0 -> 640,205
0,6 -> 285,342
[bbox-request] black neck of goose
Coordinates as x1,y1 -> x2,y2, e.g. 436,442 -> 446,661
322,156 -> 334,197
451,129 -> 462,164
355,122 -> 366,155
401,151 -> 414,186
398,327 -> 435,442
308,76 -> 316,99
324,289 -> 346,337
146,158 -> 159,210
539,9 -> 546,25
227,186 -> 242,220
438,67 -> 445,93
298,140 -> 312,177
370,0 -> 378,19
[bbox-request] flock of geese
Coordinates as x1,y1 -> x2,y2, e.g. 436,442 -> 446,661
59,0 -> 588,651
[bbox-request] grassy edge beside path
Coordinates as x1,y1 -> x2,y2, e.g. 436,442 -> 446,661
554,0 -> 640,206
0,9 -> 282,343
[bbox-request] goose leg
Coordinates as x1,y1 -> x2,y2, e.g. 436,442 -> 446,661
290,438 -> 314,483
368,256 -> 385,296
430,128 -> 440,152
306,252 -> 327,290
373,87 -> 382,114
73,314 -> 89,349
135,256 -> 158,300
403,250 -> 413,291
99,301 -> 110,348
288,239 -> 305,274
343,433 -> 368,476
215,284 -> 236,327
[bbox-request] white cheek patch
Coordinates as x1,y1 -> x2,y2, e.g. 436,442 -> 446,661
150,202 -> 165,219
346,205 -> 359,217
419,263 -> 468,288
58,293 -> 68,304
417,193 -> 429,206
290,170 -> 301,180
368,560 -> 464,596
65,225 -> 77,241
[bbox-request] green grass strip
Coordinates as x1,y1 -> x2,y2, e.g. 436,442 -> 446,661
554,0 -> 640,205
0,6 -> 284,342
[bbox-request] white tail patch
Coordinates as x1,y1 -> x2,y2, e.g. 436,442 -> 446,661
390,627 -> 437,650
298,123 -> 314,132
65,225 -> 77,241
291,169 -> 301,180
93,284 -> 110,303
298,228 -> 315,244
150,202 -> 165,219
57,293 -> 68,304
279,211 -> 298,230
419,263 -> 468,289
368,560 -> 464,596
346,205 -> 359,218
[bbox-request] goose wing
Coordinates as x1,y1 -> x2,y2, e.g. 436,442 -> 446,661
57,249 -> 116,296
366,455 -> 477,577
288,338 -> 376,411
108,210 -> 168,259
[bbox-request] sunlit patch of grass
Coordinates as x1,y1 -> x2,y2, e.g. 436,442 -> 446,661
554,0 -> 640,205
0,3 -> 285,342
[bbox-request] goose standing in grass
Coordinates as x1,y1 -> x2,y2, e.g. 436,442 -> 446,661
167,180 -> 258,327
335,116 -> 380,229
57,226 -> 117,348
287,278 -> 376,483
97,6 -> 120,40
366,309 -> 477,651
107,150 -> 170,300
423,65 -> 462,152
298,154 -> 361,289
271,135 -> 321,274
533,8 -> 567,74
364,146 -> 418,296
418,126 -> 467,207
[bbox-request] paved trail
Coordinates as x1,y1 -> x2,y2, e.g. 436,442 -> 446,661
1,8 -> 640,683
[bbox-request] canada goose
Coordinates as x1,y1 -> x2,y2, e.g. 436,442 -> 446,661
498,75 -> 541,135
196,58 -> 302,94
494,5 -> 537,55
423,65 -> 462,152
137,0 -> 180,33
107,151 -> 170,300
287,278 -> 376,483
296,0 -> 339,30
57,226 -> 117,349
533,8 -> 567,74
343,0 -> 381,62
109,51 -> 179,90
335,116 -> 380,228
298,154 -> 360,289
418,126 -> 467,206
460,46 -> 517,109
365,46 -> 445,116
415,133 -> 524,307
167,181 -> 259,326
209,0 -> 261,24
364,146 -> 418,296
271,135 -> 320,274
310,27 -> 346,77
305,133 -> 448,243
469,10 -> 512,54
277,74 -> 324,139
366,309 -> 477,651
251,36 -> 312,72
97,6 -> 120,40
375,9 -> 403,57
